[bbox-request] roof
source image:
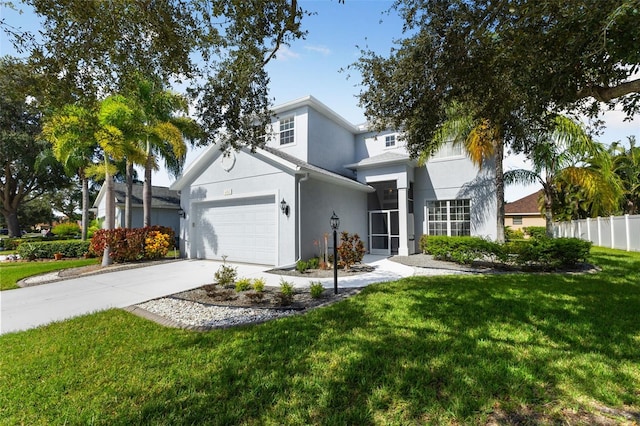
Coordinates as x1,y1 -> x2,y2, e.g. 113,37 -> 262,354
344,151 -> 414,170
93,182 -> 180,209
170,143 -> 374,193
505,190 -> 543,215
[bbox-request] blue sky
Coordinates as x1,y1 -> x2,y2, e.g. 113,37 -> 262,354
2,0 -> 639,201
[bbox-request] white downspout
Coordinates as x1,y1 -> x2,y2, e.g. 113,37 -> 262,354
296,173 -> 310,262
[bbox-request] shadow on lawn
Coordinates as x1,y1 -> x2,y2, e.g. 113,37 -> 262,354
103,264 -> 640,425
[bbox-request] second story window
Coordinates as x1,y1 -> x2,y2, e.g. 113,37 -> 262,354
385,134 -> 396,147
279,116 -> 295,145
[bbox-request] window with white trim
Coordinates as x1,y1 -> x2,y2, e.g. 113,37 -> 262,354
279,116 -> 295,145
385,134 -> 396,147
426,199 -> 471,236
512,216 -> 523,225
431,141 -> 464,159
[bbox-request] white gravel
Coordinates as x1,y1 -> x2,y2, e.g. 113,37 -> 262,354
136,298 -> 298,328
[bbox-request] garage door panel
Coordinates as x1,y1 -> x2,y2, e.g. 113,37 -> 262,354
195,196 -> 276,265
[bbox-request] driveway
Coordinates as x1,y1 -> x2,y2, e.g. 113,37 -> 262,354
0,256 -> 414,335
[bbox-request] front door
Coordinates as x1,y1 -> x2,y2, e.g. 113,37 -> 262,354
369,210 -> 400,255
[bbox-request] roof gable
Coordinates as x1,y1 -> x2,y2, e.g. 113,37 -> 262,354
505,190 -> 543,215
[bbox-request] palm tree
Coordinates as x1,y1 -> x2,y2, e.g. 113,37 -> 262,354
504,115 -> 622,237
128,79 -> 199,227
421,103 -> 506,242
41,104 -> 99,240
90,95 -> 144,265
609,137 -> 640,214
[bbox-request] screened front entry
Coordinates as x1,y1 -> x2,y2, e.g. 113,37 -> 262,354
368,180 -> 400,255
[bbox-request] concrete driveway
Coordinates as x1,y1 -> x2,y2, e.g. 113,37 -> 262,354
0,256 -> 414,335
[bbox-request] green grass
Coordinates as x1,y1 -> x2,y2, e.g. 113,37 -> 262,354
1,247 -> 639,424
0,258 -> 99,291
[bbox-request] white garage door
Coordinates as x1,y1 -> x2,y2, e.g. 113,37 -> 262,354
194,195 -> 276,265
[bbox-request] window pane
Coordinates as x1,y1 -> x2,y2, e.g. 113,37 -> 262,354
279,117 -> 294,145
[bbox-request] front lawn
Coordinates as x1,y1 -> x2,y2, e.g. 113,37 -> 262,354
0,258 -> 100,291
0,247 -> 638,424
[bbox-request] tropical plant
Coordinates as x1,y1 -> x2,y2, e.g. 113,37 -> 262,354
505,116 -> 622,237
422,102 -> 506,242
337,232 -> 366,270
609,136 -> 640,214
41,104 -> 100,240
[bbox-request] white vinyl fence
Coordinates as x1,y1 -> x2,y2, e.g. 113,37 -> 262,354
553,214 -> 640,252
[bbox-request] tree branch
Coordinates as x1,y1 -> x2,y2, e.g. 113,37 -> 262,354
577,78 -> 640,103
263,0 -> 298,66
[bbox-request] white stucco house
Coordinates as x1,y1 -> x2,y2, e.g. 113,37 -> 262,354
170,95 -> 497,267
92,182 -> 181,236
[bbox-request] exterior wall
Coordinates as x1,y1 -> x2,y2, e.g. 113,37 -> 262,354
266,105 -> 310,162
354,129 -> 405,162
505,215 -> 545,231
298,177 -> 368,261
306,108 -> 356,177
414,156 -> 497,240
179,149 -> 297,266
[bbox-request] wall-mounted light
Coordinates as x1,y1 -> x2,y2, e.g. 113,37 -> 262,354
280,198 -> 290,216
178,208 -> 186,218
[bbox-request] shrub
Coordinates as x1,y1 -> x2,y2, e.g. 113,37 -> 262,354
89,226 -> 175,263
235,277 -> 252,292
252,278 -> 266,292
214,263 -> 237,288
337,232 -> 366,270
277,279 -> 295,305
524,226 -> 547,239
424,236 -> 504,265
309,281 -> 324,299
419,234 -> 429,253
16,240 -> 91,260
504,226 -> 525,241
52,222 -> 81,238
296,260 -> 309,273
307,257 -> 320,269
512,237 -> 591,269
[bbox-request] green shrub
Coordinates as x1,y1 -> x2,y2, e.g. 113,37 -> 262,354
419,234 -> 429,253
309,281 -> 324,299
337,232 -> 366,270
252,278 -> 266,292
524,226 -> 547,239
214,263 -> 237,288
512,237 -> 591,269
307,257 -> 320,269
16,240 -> 91,260
504,226 -> 525,241
0,237 -> 22,251
296,260 -> 308,273
52,222 -> 81,238
277,279 -> 295,305
235,277 -> 252,292
424,236 -> 504,265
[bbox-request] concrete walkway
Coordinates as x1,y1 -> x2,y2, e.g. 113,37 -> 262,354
0,255 -> 414,335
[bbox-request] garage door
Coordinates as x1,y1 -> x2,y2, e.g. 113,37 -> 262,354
194,195 -> 276,265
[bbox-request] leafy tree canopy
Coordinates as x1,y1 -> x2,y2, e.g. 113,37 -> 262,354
3,0 -> 308,150
355,0 -> 640,157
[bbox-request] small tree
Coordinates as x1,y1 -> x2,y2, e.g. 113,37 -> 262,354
337,232 -> 366,271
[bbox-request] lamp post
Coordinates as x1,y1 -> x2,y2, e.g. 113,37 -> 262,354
330,211 -> 340,295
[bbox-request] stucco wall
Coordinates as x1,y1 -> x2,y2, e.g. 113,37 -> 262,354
306,108 -> 356,177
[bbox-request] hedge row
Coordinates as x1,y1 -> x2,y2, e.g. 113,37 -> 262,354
89,226 -> 175,263
420,235 -> 591,269
16,240 -> 91,260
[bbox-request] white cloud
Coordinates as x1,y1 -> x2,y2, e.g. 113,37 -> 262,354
304,44 -> 332,56
273,46 -> 300,61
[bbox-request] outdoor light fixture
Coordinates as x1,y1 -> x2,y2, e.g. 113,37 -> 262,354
330,211 -> 340,295
178,208 -> 186,219
280,198 -> 290,216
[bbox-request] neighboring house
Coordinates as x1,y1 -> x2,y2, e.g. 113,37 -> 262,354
92,182 -> 181,236
171,95 -> 497,267
504,190 -> 545,231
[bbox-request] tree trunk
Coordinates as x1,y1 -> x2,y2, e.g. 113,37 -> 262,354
125,161 -> 133,229
81,172 -> 89,241
495,142 -> 505,243
5,210 -> 20,238
544,193 -> 554,238
102,171 -> 115,266
143,155 -> 153,227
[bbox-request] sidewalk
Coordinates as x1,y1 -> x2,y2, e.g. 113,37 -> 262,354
0,255 -> 414,335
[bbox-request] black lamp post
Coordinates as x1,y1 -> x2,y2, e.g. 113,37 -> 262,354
330,211 -> 340,295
